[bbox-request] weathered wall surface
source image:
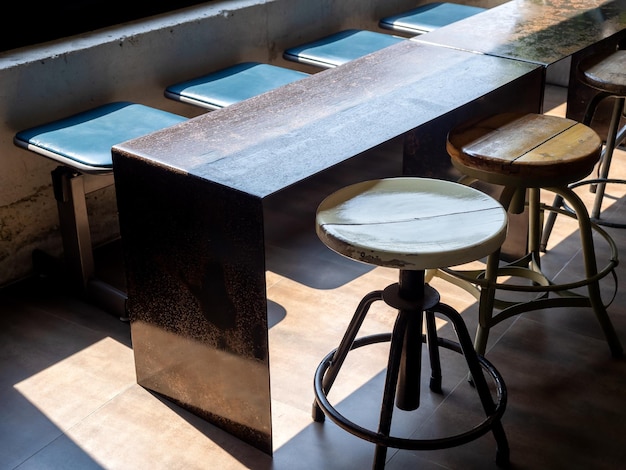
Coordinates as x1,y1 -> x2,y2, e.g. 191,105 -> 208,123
0,0 -> 505,285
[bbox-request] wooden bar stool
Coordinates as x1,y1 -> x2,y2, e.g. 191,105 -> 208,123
542,49 -> 626,244
312,177 -> 509,469
437,112 -> 623,357
14,102 -> 186,319
284,30 -> 405,69
165,62 -> 309,110
379,2 -> 486,36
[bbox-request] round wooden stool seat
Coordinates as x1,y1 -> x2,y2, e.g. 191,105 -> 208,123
313,177 -> 510,469
316,177 -> 507,270
446,113 -> 602,188
579,49 -> 626,96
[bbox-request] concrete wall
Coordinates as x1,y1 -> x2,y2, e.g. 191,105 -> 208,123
0,0 -> 503,286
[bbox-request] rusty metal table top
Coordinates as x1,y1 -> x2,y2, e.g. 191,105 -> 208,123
415,0 -> 626,66
113,41 -> 540,197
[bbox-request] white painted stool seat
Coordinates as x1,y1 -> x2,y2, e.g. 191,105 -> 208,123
316,177 -> 507,270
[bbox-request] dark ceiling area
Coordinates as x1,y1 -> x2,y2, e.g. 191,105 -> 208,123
2,1 -> 210,52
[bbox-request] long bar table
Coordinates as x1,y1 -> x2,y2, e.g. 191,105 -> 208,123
111,0 -> 625,456
112,40 -> 542,454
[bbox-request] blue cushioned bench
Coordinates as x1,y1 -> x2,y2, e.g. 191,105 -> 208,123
16,102 -> 185,173
283,29 -> 405,69
379,2 -> 486,35
14,102 -> 186,319
165,62 -> 309,110
17,60 -> 309,319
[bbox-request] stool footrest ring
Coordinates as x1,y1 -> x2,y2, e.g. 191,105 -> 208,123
568,178 -> 626,228
313,332 -> 507,451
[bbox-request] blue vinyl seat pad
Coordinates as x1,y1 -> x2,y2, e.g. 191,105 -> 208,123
15,102 -> 185,170
165,62 -> 309,110
380,2 -> 486,35
284,30 -> 405,68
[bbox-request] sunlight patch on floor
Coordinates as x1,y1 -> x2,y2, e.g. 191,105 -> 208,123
13,337 -> 134,430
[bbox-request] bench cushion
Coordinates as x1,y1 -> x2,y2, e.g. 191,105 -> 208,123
380,2 -> 486,35
284,30 -> 405,69
165,62 -> 309,110
15,102 -> 186,173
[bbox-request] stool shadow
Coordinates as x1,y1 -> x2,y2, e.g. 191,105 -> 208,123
267,300 -> 287,328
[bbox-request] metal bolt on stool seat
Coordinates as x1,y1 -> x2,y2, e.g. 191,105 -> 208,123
312,177 -> 510,469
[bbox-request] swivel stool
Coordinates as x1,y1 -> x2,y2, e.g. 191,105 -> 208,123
312,177 -> 510,469
438,112 -> 623,357
542,49 -> 626,244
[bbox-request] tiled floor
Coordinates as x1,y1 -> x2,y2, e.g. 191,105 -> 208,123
2,85 -> 626,470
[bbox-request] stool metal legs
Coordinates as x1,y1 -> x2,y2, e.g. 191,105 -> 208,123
542,187 -> 621,358
51,166 -> 97,290
590,96 -> 626,222
442,185 -> 622,357
311,289 -> 384,424
34,166 -> 128,320
312,269 -> 509,469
